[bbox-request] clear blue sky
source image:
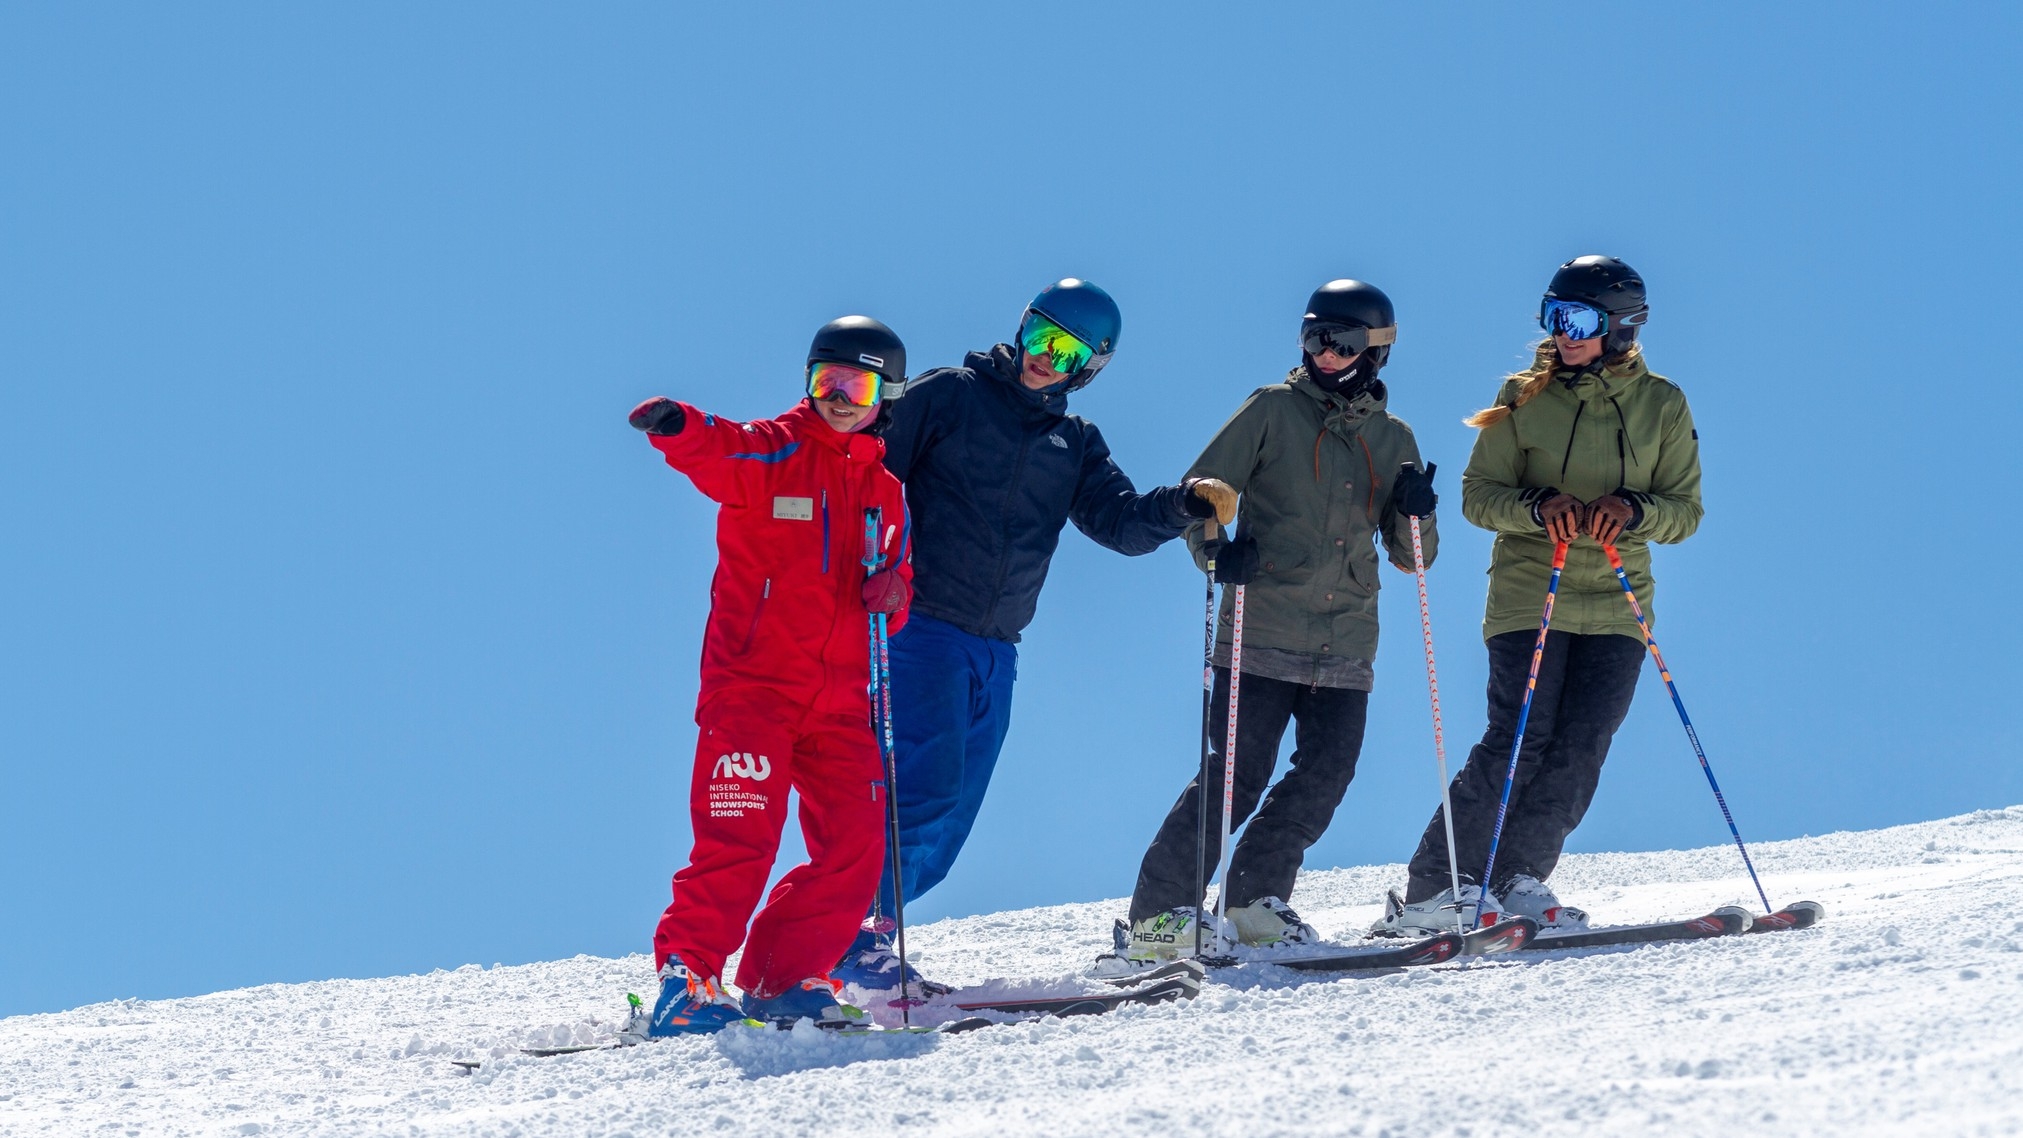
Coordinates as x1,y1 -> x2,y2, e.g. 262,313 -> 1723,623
4,3 -> 2017,1017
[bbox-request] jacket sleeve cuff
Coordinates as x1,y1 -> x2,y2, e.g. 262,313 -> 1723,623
1612,488 -> 1646,532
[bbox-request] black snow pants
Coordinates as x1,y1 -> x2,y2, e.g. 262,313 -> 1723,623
1130,667 -> 1368,922
1405,629 -> 1645,903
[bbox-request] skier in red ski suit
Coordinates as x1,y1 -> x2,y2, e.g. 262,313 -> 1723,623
627,316 -> 913,1032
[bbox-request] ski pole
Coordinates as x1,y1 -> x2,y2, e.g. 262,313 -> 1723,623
863,508 -> 913,1025
1478,539 -> 1567,923
1194,520 -> 1221,961
1211,577 -> 1245,935
1602,543 -> 1773,914
1408,514 -> 1465,935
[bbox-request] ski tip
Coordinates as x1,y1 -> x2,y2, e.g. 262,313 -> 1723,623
1749,900 -> 1826,932
1710,905 -> 1755,934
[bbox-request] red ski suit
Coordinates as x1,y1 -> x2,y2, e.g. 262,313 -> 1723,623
647,400 -> 911,999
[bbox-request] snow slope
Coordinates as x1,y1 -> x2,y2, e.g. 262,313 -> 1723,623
6,808 -> 2023,1138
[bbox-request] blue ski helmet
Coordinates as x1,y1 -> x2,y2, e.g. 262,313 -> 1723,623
1021,278 -> 1121,393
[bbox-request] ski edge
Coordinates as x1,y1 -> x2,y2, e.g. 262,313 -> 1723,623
1522,904 -> 1752,951
952,974 -> 1199,1015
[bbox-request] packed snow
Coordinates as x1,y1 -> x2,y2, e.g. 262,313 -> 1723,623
6,807 -> 2023,1137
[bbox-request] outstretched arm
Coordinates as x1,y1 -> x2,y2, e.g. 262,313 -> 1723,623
629,397 -> 782,507
1067,424 -> 1193,556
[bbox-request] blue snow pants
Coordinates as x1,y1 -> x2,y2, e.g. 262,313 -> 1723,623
870,613 -> 1018,920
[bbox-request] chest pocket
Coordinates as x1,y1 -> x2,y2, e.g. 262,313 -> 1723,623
1022,427 -> 1082,519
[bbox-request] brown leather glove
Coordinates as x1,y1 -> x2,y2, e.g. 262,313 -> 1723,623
1535,492 -> 1585,544
862,570 -> 910,614
1183,477 -> 1239,526
1586,495 -> 1637,546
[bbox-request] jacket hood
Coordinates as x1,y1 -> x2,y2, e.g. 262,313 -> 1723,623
1552,353 -> 1653,404
1288,366 -> 1388,428
971,344 -> 1070,420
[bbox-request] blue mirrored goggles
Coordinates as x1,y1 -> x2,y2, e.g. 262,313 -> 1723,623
1539,298 -> 1609,341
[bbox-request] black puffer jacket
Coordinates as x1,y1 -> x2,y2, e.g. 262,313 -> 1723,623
881,345 -> 1192,643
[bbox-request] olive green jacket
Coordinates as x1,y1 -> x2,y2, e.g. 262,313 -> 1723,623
1183,369 -> 1435,688
1464,354 -> 1702,642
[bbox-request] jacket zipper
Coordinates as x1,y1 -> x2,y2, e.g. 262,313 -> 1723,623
821,490 -> 830,574
743,578 -> 771,652
1560,399 -> 1586,481
978,425 -> 1039,633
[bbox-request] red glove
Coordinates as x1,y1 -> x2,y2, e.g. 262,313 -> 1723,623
863,570 -> 910,614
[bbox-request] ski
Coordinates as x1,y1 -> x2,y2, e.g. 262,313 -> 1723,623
1215,931 -> 1465,973
1098,957 -> 1207,987
1521,904 -> 1751,951
1742,900 -> 1824,934
1460,916 -> 1539,956
952,973 -> 1198,1017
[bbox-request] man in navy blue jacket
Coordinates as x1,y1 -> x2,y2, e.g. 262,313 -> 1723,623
835,280 -> 1236,997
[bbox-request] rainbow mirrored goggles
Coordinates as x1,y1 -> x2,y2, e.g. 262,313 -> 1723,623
806,361 -> 885,407
1018,310 -> 1095,377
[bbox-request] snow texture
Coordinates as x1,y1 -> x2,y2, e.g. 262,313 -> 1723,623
6,808 -> 2023,1136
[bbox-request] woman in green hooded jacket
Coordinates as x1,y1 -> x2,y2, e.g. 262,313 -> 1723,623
1374,256 -> 1702,937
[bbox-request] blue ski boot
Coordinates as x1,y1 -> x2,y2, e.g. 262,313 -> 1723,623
832,927 -> 954,1000
740,976 -> 866,1029
634,954 -> 750,1038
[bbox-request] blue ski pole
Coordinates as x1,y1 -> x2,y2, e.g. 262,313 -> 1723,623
863,508 -> 913,1023
1603,543 -> 1773,914
1478,539 -> 1567,924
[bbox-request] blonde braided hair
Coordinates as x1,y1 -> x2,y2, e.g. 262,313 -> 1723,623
1464,340 -> 1644,429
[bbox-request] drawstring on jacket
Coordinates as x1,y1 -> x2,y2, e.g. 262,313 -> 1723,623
1312,423 -> 1380,513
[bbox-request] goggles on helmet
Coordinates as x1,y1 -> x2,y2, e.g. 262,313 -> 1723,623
806,361 -> 884,407
1539,298 -> 1612,341
1301,322 -> 1397,360
1018,311 -> 1095,378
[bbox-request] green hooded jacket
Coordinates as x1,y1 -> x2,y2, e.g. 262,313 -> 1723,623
1463,352 -> 1702,642
1182,369 -> 1435,690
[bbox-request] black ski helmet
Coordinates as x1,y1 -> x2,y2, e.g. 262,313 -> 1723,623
806,315 -> 906,434
1544,256 -> 1647,354
1021,278 -> 1121,393
1301,280 -> 1397,397
808,315 -> 906,388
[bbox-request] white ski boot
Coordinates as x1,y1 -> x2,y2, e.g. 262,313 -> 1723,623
1498,874 -> 1589,932
1226,896 -> 1322,948
1369,884 -> 1498,938
1090,908 -> 1234,978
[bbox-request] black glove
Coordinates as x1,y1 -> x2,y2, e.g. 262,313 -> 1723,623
628,397 -> 686,435
1392,461 -> 1438,518
1213,534 -> 1260,585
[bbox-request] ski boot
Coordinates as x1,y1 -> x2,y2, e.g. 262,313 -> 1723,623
631,954 -> 751,1038
741,976 -> 867,1030
832,925 -> 953,1002
1091,907 -> 1233,978
1498,874 -> 1589,932
1226,896 -> 1323,947
1370,884 -> 1499,938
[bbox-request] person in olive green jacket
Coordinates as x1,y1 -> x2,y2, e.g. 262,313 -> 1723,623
1107,280 -> 1439,967
1374,255 -> 1702,938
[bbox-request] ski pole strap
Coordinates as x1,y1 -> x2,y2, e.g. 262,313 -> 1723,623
1602,544 -> 1772,914
1478,539 -> 1567,919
